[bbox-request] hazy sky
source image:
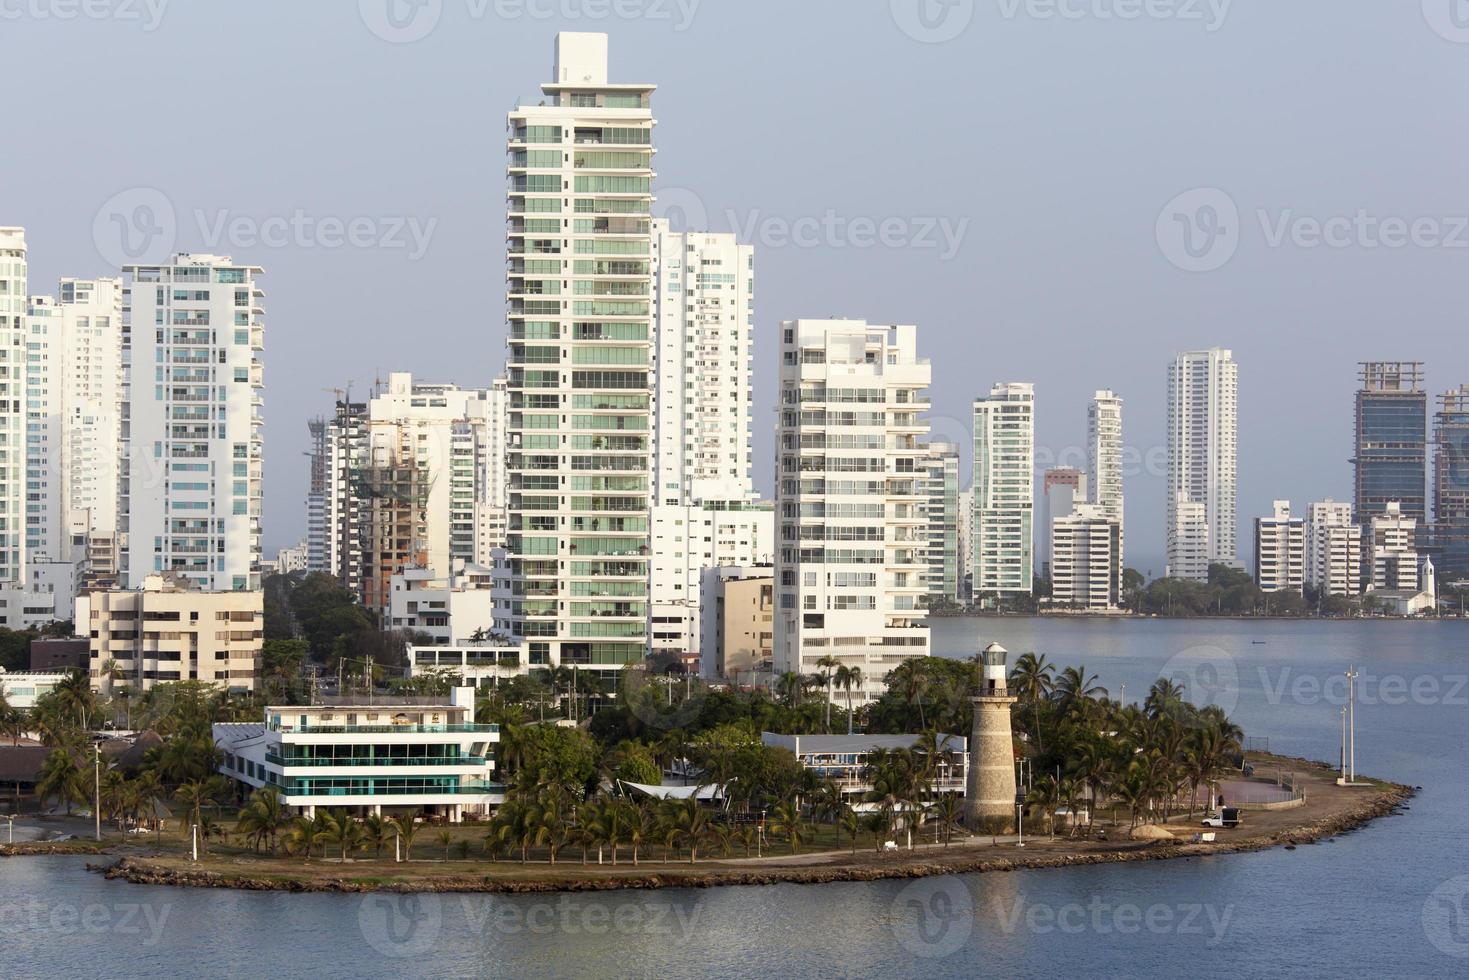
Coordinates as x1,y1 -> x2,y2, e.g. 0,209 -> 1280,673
8,0 -> 1469,574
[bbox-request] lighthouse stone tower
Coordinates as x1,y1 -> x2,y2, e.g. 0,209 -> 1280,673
964,642 -> 1019,832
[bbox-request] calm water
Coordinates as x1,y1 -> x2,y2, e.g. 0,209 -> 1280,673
5,619 -> 1468,979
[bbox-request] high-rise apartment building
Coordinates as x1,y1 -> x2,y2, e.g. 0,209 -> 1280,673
956,486 -> 973,601
121,254 -> 263,592
1088,389 -> 1124,559
651,222 -> 754,507
1306,499 -> 1361,598
24,279 -> 124,567
921,442 -> 961,602
1166,348 -> 1237,579
1368,501 -> 1419,592
1050,503 -> 1122,610
0,228 -> 27,584
1167,492 -> 1210,582
504,33 -> 655,676
1433,385 -> 1469,579
305,417 -> 328,573
1255,500 -> 1305,593
775,319 -> 931,704
1040,467 -> 1085,580
324,398 -> 367,594
1353,362 -> 1427,529
972,382 -> 1035,596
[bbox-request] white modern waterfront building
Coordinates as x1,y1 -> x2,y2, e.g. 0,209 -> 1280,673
972,382 -> 1035,597
504,32 -> 655,679
1255,500 -> 1306,593
213,688 -> 503,820
774,319 -> 931,704
0,228 -> 27,586
1306,499 -> 1361,598
1088,389 -> 1124,561
1166,348 -> 1238,580
1049,503 -> 1122,610
651,222 -> 754,507
121,254 -> 263,591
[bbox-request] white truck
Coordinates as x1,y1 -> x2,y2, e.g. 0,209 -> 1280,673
1201,807 -> 1241,829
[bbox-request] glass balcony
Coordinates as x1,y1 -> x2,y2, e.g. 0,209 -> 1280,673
266,753 -> 489,767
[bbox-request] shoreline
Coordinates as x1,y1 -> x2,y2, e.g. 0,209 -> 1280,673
73,759 -> 1414,896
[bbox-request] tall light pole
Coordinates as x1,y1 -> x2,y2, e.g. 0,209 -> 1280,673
1345,666 -> 1359,783
93,743 -> 101,842
1339,705 -> 1347,780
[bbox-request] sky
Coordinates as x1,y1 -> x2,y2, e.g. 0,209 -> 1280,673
7,0 -> 1469,575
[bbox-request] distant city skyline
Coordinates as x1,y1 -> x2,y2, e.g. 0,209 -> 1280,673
7,4 -> 1469,576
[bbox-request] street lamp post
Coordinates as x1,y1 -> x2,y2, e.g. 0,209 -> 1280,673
1346,666 -> 1359,783
93,743 -> 101,842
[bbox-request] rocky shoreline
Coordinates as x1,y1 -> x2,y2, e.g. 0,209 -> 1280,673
88,780 -> 1415,895
1,840 -> 113,857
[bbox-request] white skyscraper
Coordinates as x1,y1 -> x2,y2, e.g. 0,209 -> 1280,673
775,319 -> 931,703
1088,389 -> 1124,561
1368,501 -> 1419,592
1306,499 -> 1361,598
1255,500 -> 1305,593
921,442 -> 961,602
0,228 -> 26,584
651,222 -> 754,507
505,33 -> 655,677
972,382 -> 1035,597
121,254 -> 264,591
24,279 -> 124,567
1166,348 -> 1238,580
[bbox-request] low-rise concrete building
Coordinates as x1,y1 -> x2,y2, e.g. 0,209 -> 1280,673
761,732 -> 967,797
405,643 -> 530,689
699,565 -> 773,681
79,574 -> 263,693
213,687 -> 502,820
0,667 -> 75,709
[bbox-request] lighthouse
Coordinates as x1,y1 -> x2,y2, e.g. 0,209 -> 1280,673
964,641 -> 1019,832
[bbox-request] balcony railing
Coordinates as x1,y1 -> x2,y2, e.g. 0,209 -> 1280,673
269,722 -> 500,734
266,753 -> 489,767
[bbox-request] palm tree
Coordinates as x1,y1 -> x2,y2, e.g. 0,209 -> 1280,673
776,671 -> 804,710
321,810 -> 365,860
662,797 -> 710,863
1008,651 -> 1055,753
174,777 -> 226,854
36,749 -> 84,815
815,655 -> 840,731
436,828 -> 455,862
285,814 -> 325,862
627,804 -> 655,867
1144,677 -> 1188,720
835,664 -> 863,735
839,806 -> 861,854
932,793 -> 963,846
390,815 -> 420,861
1070,739 -> 1112,833
1055,665 -> 1107,718
362,813 -> 392,860
765,801 -> 806,854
